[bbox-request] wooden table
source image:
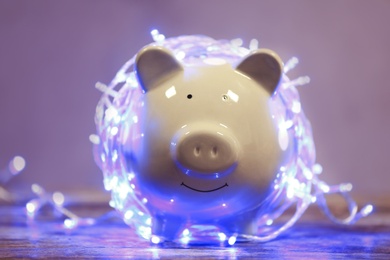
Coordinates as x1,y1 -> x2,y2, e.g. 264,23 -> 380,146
1,203 -> 389,259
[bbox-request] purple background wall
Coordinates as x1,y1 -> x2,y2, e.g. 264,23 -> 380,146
1,0 -> 389,202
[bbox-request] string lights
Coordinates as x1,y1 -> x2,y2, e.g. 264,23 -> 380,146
93,30 -> 373,245
25,183 -> 99,229
0,156 -> 85,226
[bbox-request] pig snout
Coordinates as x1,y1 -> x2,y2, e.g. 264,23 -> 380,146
171,124 -> 239,176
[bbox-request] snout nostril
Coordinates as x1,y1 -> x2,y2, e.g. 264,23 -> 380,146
211,146 -> 218,158
194,146 -> 201,157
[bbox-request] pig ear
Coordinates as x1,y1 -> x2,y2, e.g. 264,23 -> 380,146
236,49 -> 283,95
135,46 -> 183,92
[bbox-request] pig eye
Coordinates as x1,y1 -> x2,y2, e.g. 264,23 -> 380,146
187,94 -> 193,99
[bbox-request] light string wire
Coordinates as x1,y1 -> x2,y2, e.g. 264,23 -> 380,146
92,30 -> 373,245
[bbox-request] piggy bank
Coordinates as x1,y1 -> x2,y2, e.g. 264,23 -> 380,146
131,44 -> 286,237
94,34 -> 371,245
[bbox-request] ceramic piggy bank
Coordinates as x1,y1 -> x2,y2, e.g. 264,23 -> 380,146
94,33 -> 372,245
133,45 -> 285,236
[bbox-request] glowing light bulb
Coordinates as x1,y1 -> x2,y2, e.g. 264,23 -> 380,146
313,164 -> 323,174
89,134 -> 100,145
110,126 -> 119,136
182,229 -> 190,236
284,57 -> 299,73
9,156 -> 26,174
175,51 -> 186,60
249,39 -> 258,50
124,210 -> 134,220
64,219 -> 76,229
362,204 -> 374,216
291,101 -> 301,113
31,184 -> 44,195
26,202 -> 36,213
151,235 -> 161,244
340,183 -> 353,192
228,236 -> 237,246
53,192 -> 65,205
231,38 -> 243,47
218,232 -> 227,242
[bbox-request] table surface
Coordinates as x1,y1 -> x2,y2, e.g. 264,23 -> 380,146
1,203 -> 389,259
